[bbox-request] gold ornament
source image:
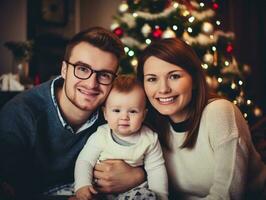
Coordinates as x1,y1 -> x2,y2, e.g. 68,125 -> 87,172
203,52 -> 214,64
119,2 -> 129,13
254,107 -> 263,117
202,22 -> 214,34
141,24 -> 152,37
162,28 -> 176,38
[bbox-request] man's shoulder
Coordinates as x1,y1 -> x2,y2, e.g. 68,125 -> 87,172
0,80 -> 53,117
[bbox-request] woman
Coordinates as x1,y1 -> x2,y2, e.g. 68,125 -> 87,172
137,38 -> 266,199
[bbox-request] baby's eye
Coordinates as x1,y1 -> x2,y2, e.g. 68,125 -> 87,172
112,109 -> 120,113
170,73 -> 181,80
129,110 -> 138,114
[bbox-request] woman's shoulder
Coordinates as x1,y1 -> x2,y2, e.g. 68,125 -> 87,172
203,98 -> 247,129
205,98 -> 236,114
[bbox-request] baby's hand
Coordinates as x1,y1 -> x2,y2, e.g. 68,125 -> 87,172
76,185 -> 98,200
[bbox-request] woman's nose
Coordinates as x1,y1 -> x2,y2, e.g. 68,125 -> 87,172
158,79 -> 171,94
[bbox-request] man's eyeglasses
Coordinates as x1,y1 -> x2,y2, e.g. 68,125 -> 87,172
64,60 -> 117,85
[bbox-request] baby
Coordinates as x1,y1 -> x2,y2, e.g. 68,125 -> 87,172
74,75 -> 168,200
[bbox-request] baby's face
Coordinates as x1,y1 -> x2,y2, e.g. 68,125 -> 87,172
103,86 -> 147,136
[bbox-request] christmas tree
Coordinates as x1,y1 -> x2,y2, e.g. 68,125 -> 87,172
111,0 -> 263,125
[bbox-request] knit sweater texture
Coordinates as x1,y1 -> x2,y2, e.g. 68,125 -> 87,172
0,79 -> 105,196
164,99 -> 266,200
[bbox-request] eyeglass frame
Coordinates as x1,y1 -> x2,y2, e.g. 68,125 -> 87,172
64,60 -> 117,85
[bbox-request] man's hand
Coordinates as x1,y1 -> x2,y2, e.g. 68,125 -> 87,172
75,185 -> 97,200
93,159 -> 145,193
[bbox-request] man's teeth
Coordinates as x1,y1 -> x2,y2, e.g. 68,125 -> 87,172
159,97 -> 174,102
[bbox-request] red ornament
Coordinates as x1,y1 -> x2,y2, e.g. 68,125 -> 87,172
34,74 -> 40,85
213,3 -> 219,10
114,27 -> 124,37
226,43 -> 233,53
152,27 -> 163,38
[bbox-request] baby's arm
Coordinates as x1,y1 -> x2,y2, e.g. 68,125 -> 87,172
74,133 -> 102,197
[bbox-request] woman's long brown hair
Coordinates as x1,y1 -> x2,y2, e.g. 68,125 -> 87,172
137,38 -> 212,149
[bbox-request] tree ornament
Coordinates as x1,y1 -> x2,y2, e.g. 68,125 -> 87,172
119,1 -> 129,13
141,24 -> 152,37
203,52 -> 214,64
152,26 -> 163,38
243,64 -> 251,75
213,2 -> 219,10
213,51 -> 218,66
236,96 -> 245,105
162,28 -> 176,38
202,22 -> 214,34
110,22 -> 119,31
114,27 -> 124,37
254,107 -> 263,117
221,57 -> 241,76
226,43 -> 233,53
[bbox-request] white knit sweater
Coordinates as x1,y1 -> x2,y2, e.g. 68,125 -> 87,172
75,124 -> 168,199
164,99 -> 266,199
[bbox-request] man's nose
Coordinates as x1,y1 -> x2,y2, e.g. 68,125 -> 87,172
83,73 -> 99,88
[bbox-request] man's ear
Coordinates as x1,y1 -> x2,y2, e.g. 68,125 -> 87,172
61,61 -> 67,79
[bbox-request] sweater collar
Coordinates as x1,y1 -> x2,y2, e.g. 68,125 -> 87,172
169,118 -> 190,133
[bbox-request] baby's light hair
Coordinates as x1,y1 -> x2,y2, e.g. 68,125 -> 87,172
112,74 -> 143,93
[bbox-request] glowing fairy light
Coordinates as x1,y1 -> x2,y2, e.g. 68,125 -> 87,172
145,38 -> 151,44
173,25 -> 178,30
128,50 -> 135,56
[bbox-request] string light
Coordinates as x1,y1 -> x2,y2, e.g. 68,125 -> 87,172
216,20 -> 221,25
238,80 -> 243,85
124,47 -> 129,53
172,25 -> 178,30
133,13 -> 138,17
218,77 -> 223,83
212,46 -> 217,51
183,10 -> 190,17
244,113 -> 248,118
201,63 -> 209,69
128,50 -> 134,56
247,100 -> 252,105
199,2 -> 205,7
188,16 -> 195,23
173,2 -> 179,8
224,61 -> 229,66
231,83 -> 236,89
130,58 -> 138,67
187,27 -> 193,33
145,38 -> 151,44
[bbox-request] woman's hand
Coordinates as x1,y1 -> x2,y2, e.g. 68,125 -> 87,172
93,159 -> 145,193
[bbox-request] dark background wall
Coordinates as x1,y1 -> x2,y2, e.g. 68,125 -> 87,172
219,0 -> 266,114
0,0 -> 265,113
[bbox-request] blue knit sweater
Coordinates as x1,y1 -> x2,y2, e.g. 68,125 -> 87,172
0,79 -> 105,196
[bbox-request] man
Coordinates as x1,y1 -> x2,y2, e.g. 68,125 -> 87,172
0,27 -> 145,199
